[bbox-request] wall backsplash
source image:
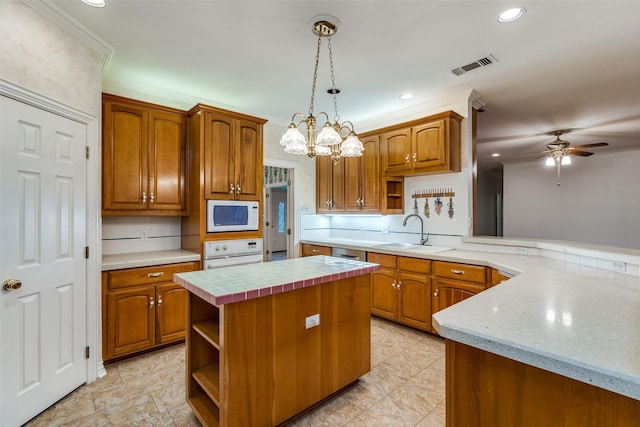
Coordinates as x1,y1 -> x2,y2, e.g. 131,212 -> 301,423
102,217 -> 182,255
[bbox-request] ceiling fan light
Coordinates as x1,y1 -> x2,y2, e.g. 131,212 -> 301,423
561,155 -> 571,165
545,157 -> 555,167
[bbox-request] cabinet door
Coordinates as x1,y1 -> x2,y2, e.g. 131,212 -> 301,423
397,272 -> 432,331
344,155 -> 361,212
148,110 -> 187,213
234,119 -> 263,200
345,135 -> 380,212
106,285 -> 156,358
316,155 -> 345,212
102,101 -> 148,212
432,278 -> 485,314
156,283 -> 188,344
204,111 -> 235,200
381,128 -> 411,173
411,119 -> 447,171
301,244 -> 332,257
371,268 -> 398,320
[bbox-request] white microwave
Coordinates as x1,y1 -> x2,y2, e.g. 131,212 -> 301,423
206,200 -> 259,233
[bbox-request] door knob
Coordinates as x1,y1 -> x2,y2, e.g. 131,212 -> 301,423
3,279 -> 22,291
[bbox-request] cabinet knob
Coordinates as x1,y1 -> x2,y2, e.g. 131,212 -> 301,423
236,184 -> 241,194
149,297 -> 155,308
142,192 -> 147,202
157,297 -> 163,305
413,153 -> 417,161
312,249 -> 319,253
360,198 -> 364,206
392,281 -> 397,289
230,184 -> 235,194
433,290 -> 439,298
397,281 -> 402,290
405,154 -> 410,163
150,192 -> 155,203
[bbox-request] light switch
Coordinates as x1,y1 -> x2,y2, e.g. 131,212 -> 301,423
305,314 -> 320,329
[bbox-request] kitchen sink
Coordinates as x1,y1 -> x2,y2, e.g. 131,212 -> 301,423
373,242 -> 453,253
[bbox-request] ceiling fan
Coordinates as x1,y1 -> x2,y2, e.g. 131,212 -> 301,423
516,131 -> 609,185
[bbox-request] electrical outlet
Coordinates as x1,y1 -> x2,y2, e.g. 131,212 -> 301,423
140,230 -> 149,240
612,261 -> 627,273
516,247 -> 528,255
381,225 -> 390,234
305,314 -> 320,329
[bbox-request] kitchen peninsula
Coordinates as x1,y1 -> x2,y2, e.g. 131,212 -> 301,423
173,256 -> 379,427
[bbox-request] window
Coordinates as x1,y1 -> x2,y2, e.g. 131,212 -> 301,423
278,201 -> 285,233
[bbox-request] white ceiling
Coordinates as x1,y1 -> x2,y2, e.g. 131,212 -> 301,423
50,0 -> 640,168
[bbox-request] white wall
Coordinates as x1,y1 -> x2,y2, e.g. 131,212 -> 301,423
0,2 -> 103,117
503,150 -> 640,249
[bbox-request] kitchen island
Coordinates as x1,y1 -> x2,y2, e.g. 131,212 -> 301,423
173,256 -> 379,427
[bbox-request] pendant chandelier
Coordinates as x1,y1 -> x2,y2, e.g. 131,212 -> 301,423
280,16 -> 364,164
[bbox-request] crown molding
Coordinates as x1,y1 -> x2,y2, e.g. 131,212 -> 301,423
22,0 -> 115,76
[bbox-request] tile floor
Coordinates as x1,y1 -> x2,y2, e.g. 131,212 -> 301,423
26,317 -> 446,426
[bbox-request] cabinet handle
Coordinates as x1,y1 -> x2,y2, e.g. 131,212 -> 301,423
392,281 -> 397,289
397,281 -> 402,290
150,192 -> 155,203
312,249 -> 320,253
142,192 -> 147,202
413,153 -> 417,161
230,184 -> 235,194
147,272 -> 164,278
450,269 -> 465,275
360,198 -> 364,206
405,154 -> 410,163
149,297 -> 155,308
236,184 -> 241,194
157,297 -> 163,305
434,289 -> 439,298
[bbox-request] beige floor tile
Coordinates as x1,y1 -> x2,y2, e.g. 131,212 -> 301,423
168,402 -> 202,427
24,391 -> 95,426
416,401 -> 446,427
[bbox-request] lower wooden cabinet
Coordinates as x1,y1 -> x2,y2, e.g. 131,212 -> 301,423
369,253 -> 433,332
432,261 -> 487,314
301,243 -> 332,257
102,261 -> 199,361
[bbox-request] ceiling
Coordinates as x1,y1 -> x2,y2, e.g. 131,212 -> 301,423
50,0 -> 640,169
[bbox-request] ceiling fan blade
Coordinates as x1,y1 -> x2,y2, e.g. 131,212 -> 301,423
571,142 -> 609,149
570,149 -> 594,157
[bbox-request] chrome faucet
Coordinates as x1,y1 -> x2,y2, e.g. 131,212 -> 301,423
402,214 -> 429,245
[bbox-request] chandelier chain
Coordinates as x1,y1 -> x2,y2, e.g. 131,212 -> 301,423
327,35 -> 340,123
309,33 -> 323,117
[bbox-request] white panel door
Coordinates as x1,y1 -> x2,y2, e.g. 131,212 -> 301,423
0,96 -> 87,427
270,187 -> 288,252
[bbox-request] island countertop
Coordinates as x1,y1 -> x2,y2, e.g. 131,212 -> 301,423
173,255 -> 379,306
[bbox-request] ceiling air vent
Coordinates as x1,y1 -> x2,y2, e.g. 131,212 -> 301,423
451,54 -> 498,76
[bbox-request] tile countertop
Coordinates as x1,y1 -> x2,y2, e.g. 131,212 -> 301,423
173,256 -> 379,306
301,238 -> 640,401
102,249 -> 201,271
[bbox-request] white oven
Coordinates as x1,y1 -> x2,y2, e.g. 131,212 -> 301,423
206,200 -> 259,233
203,238 -> 263,269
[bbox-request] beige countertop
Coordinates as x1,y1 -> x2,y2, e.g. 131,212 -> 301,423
301,237 -> 640,400
102,249 -> 201,271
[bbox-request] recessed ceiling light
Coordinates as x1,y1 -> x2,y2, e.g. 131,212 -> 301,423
399,93 -> 414,100
497,7 -> 525,23
491,153 -> 500,157
81,0 -> 106,8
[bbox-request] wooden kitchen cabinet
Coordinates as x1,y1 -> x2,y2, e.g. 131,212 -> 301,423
381,110 -> 463,176
203,110 -> 263,201
369,253 -> 433,332
102,94 -> 187,216
432,261 -> 487,314
301,243 -> 332,257
102,261 -> 199,361
316,154 -> 345,212
344,134 -> 380,212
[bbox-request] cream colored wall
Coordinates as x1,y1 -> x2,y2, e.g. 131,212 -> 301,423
0,2 -> 103,117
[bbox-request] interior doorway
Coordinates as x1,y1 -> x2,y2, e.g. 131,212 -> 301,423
263,165 -> 293,261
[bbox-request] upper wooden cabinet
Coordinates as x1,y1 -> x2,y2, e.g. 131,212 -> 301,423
316,155 -> 345,212
381,110 -> 463,176
102,94 -> 187,216
203,111 -> 263,200
345,135 -> 380,213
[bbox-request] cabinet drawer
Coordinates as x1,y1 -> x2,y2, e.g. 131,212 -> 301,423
433,261 -> 486,284
398,256 -> 431,274
367,252 -> 397,269
301,244 -> 332,257
107,261 -> 199,290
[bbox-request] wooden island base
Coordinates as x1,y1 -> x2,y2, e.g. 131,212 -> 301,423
186,274 -> 371,426
446,340 -> 640,427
